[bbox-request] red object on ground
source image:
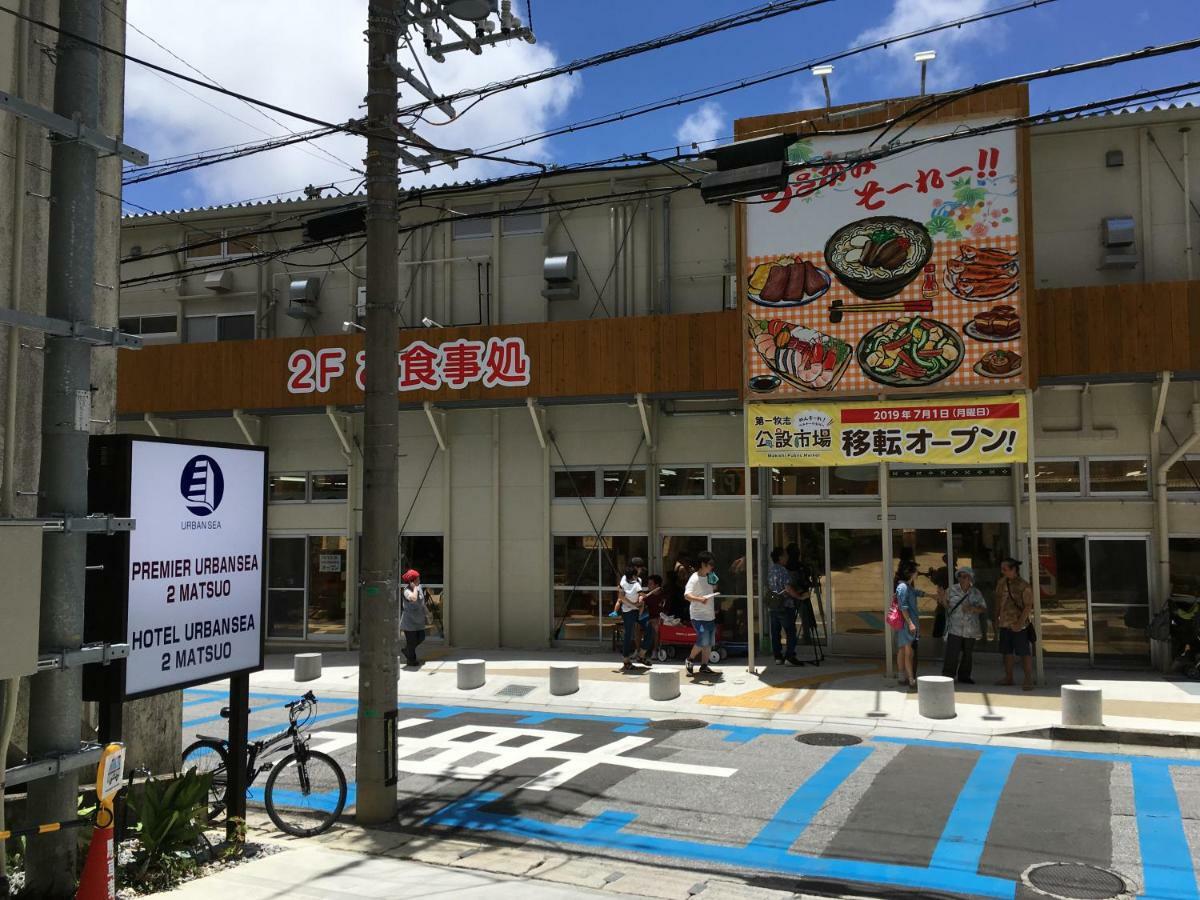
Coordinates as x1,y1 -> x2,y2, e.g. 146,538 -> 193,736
75,823 -> 115,900
658,623 -> 724,648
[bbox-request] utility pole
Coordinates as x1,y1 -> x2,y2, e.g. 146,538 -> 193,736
355,0 -> 403,823
26,0 -> 102,891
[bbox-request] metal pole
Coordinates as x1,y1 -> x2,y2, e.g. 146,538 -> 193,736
25,0 -> 102,891
743,404 -> 756,674
880,461 -> 894,679
1025,389 -> 1044,685
355,0 -> 401,825
226,673 -> 250,842
1181,127 -> 1193,281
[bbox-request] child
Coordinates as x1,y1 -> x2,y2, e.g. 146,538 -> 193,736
641,574 -> 665,658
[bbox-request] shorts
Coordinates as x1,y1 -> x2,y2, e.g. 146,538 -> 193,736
999,626 -> 1031,658
692,619 -> 716,648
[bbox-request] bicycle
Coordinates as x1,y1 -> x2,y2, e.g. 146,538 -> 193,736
180,690 -> 347,837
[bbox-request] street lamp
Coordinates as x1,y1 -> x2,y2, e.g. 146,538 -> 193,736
812,64 -> 834,109
420,317 -> 444,328
914,50 -> 937,96
342,320 -> 366,333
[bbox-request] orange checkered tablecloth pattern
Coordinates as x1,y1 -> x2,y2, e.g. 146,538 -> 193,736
744,234 -> 1024,396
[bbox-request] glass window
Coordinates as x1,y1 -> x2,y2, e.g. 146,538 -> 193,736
184,315 -> 218,344
224,233 -> 258,256
1088,538 -> 1149,662
553,535 -> 597,588
310,472 -> 348,501
658,466 -> 706,497
554,470 -> 596,499
501,200 -> 542,235
140,314 -> 178,335
267,537 -> 306,638
1169,537 -> 1200,596
269,474 -> 307,503
711,466 -> 759,496
118,316 -> 139,334
401,535 -> 444,586
1035,537 -> 1088,655
829,465 -> 878,496
217,314 -> 255,341
602,468 -> 646,498
829,527 -> 883,638
1088,458 -> 1149,494
307,536 -> 347,638
451,203 -> 492,240
771,467 -> 820,496
1026,459 -> 1081,494
184,232 -> 223,260
552,534 -> 647,641
1166,458 -> 1200,493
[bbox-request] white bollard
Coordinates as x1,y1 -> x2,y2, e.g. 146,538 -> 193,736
1061,685 -> 1103,727
649,669 -> 680,702
293,652 -> 322,682
549,663 -> 579,696
457,659 -> 486,690
917,675 -> 956,719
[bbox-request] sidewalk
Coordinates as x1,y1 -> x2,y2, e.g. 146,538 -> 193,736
250,645 -> 1200,746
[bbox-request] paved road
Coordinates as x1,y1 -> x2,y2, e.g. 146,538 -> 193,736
181,685 -> 1200,899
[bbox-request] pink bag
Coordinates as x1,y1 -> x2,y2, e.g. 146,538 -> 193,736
886,595 -> 904,631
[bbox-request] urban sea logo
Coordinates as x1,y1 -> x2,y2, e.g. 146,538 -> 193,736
180,455 -> 224,525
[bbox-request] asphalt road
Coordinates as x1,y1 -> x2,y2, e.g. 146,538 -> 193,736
181,685 -> 1200,900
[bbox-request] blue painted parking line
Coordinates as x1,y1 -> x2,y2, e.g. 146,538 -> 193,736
1132,761 -> 1200,900
707,723 -> 797,744
929,748 -> 1017,875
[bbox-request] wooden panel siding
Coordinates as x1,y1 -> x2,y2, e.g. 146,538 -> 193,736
116,310 -> 743,416
1031,281 -> 1200,378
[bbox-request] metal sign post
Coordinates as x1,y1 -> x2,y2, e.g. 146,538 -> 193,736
226,673 -> 250,843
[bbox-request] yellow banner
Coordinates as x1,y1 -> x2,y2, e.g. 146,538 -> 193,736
748,394 -> 1027,467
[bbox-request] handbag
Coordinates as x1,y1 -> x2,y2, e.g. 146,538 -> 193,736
886,594 -> 904,631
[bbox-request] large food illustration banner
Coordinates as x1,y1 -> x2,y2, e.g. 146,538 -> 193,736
743,123 -> 1025,398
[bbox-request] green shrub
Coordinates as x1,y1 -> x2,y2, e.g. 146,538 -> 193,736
124,770 -> 213,888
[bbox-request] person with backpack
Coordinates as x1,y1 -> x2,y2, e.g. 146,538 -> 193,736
939,567 -> 986,684
400,569 -> 429,667
615,563 -> 652,670
893,560 -> 922,690
767,547 -> 803,666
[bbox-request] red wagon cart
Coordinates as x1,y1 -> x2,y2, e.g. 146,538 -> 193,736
654,622 -> 728,664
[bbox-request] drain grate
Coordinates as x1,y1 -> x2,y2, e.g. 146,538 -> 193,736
494,684 -> 536,698
795,732 -> 863,747
650,719 -> 709,731
1024,862 -> 1129,899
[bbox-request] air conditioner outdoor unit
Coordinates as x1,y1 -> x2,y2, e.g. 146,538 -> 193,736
286,276 -> 321,320
1100,216 -> 1138,270
541,252 -> 579,300
203,270 -> 234,293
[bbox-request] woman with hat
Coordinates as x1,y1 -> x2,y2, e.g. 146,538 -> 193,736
400,569 -> 428,667
940,566 -> 987,684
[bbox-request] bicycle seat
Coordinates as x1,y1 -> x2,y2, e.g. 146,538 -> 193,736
195,733 -> 224,743
219,706 -> 231,719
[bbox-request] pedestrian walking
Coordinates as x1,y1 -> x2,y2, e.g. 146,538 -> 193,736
894,560 -> 921,690
766,547 -> 802,666
616,564 -> 651,670
940,567 -> 986,684
641,574 -> 666,658
995,557 -> 1036,690
400,569 -> 428,667
684,551 -> 720,677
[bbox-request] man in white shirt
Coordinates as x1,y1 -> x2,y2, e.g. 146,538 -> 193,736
684,551 -> 719,677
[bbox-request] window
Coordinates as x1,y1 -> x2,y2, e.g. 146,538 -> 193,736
400,535 -> 445,637
119,314 -> 178,337
269,474 -> 307,503
771,468 -> 820,496
451,203 -> 492,240
267,537 -> 306,638
310,472 -> 348,502
658,467 -> 706,497
184,229 -> 257,260
554,470 -> 596,499
711,466 -> 759,496
1088,458 -> 1149,495
1166,458 -> 1200,494
1170,537 -> 1200,596
829,465 -> 878,496
553,534 -> 648,641
603,469 -> 646,498
185,313 -> 255,344
500,200 -> 542,235
1025,459 -> 1081,494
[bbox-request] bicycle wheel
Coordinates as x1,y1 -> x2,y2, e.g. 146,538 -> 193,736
181,739 -> 230,823
263,749 -> 346,837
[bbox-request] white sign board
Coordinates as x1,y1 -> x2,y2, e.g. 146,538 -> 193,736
125,440 -> 265,696
98,744 -> 126,801
318,553 -> 343,574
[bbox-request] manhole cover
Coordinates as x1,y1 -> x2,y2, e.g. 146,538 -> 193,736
795,732 -> 863,746
1024,862 -> 1129,899
495,684 -> 536,698
650,719 -> 709,731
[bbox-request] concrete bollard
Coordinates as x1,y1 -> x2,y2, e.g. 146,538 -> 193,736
549,663 -> 579,696
649,669 -> 680,702
917,675 -> 956,719
293,652 -> 322,682
457,659 -> 486,690
1061,685 -> 1103,727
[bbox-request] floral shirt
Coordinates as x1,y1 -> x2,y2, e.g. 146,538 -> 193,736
995,576 -> 1033,630
944,584 -> 986,640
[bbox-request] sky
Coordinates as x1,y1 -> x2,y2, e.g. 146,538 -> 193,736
120,0 -> 1200,213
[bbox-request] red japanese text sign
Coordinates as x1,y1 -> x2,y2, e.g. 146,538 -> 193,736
746,394 -> 1028,467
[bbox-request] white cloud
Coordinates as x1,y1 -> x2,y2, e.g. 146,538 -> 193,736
123,0 -> 578,206
854,0 -> 998,93
674,102 -> 726,148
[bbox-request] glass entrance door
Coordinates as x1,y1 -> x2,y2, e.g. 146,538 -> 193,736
268,535 -> 349,641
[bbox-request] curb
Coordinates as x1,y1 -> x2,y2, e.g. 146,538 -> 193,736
1008,724 -> 1200,749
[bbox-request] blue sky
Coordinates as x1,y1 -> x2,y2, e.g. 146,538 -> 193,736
122,0 -> 1200,213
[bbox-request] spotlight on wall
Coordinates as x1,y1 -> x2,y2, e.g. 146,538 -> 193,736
811,64 -> 834,108
420,317 -> 444,328
914,50 -> 937,96
342,320 -> 366,333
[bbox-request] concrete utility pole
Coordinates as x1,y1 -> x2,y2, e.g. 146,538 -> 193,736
355,0 -> 403,824
26,0 -> 102,891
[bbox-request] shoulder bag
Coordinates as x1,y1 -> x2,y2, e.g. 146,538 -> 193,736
934,593 -> 968,640
1008,581 -> 1037,644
